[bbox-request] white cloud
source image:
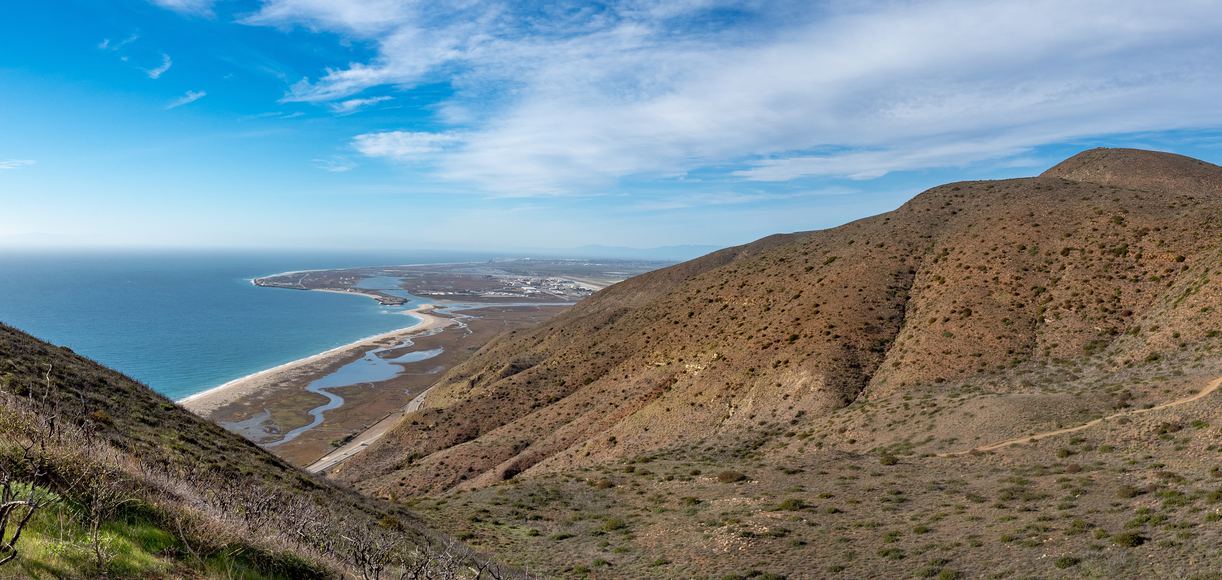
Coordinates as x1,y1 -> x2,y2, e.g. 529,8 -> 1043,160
313,157 -> 358,172
329,96 -> 392,114
149,0 -> 214,16
247,0 -> 1222,195
239,110 -> 304,121
242,0 -> 412,35
734,139 -> 1043,182
352,131 -> 462,161
145,53 -> 173,79
632,189 -> 853,211
166,90 -> 207,109
0,159 -> 36,170
98,34 -> 139,51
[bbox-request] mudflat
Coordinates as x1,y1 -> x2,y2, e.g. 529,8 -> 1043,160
190,304 -> 565,467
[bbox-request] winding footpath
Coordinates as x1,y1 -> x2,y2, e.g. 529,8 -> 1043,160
938,375 -> 1221,457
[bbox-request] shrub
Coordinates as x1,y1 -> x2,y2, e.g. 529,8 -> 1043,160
1112,532 -> 1146,547
1116,485 -> 1142,499
87,409 -> 114,426
717,471 -> 748,483
775,498 -> 808,511
1053,555 -> 1080,569
877,547 -> 905,560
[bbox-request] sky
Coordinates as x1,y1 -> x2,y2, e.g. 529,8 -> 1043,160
2,0 -> 1222,253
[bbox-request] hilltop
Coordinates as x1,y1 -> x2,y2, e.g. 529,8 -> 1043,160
332,148 -> 1222,577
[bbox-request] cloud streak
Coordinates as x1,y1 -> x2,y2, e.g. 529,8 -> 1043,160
145,53 -> 173,79
352,131 -> 462,161
98,34 -> 139,51
329,96 -> 392,115
149,0 -> 214,16
166,90 -> 207,109
312,156 -> 357,172
0,159 -> 36,170
246,0 -> 1222,195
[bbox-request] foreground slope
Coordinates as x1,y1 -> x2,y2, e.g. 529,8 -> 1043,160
335,148 -> 1221,577
0,324 -> 480,578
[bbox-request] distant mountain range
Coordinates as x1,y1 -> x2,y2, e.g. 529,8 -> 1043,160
539,244 -> 724,262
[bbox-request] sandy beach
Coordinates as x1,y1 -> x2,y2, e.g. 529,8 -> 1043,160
179,304 -> 448,415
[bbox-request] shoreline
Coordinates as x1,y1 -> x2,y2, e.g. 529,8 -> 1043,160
178,304 -> 445,414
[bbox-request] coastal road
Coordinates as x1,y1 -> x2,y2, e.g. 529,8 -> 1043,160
306,384 -> 434,474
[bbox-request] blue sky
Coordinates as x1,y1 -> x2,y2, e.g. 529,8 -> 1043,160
2,1 -> 1221,252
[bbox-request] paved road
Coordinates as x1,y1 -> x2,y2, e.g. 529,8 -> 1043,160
306,384 -> 434,473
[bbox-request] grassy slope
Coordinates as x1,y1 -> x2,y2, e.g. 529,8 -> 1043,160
0,323 -> 429,578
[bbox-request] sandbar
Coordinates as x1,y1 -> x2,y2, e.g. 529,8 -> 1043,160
179,304 -> 447,415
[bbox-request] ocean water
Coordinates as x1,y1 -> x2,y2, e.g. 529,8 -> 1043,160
0,250 -> 493,400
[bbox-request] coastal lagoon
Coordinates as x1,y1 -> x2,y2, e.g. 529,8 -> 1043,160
0,250 -> 493,400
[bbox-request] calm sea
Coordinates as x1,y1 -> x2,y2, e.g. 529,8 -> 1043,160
0,250 -> 494,400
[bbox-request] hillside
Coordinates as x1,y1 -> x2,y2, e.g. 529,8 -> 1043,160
333,148 -> 1222,577
0,324 -> 495,578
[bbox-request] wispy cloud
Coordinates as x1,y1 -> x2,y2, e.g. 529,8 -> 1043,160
241,1 -> 412,36
733,140 -> 1040,182
313,156 -> 358,172
239,111 -> 304,121
98,34 -> 139,51
245,0 -> 1222,196
149,0 -> 214,16
166,90 -> 207,110
145,53 -> 173,79
352,131 -> 462,161
632,189 -> 852,211
0,159 -> 36,170
329,96 -> 392,115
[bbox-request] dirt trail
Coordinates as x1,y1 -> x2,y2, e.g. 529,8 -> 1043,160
938,375 -> 1221,457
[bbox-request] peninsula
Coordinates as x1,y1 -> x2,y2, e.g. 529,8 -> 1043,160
186,258 -> 668,467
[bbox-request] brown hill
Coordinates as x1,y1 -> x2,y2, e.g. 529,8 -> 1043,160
321,147 -> 1222,578
336,148 -> 1220,497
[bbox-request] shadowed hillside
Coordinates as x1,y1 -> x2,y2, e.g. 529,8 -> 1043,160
0,324 -> 500,578
332,149 -> 1221,578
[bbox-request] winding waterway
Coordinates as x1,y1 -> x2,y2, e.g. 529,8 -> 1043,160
263,334 -> 445,447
